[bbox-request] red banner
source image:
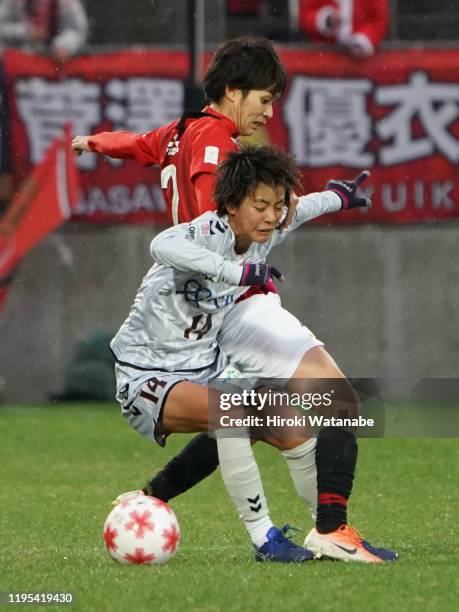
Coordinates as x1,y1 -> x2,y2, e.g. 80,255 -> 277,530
4,49 -> 188,225
3,47 -> 459,224
0,126 -> 79,310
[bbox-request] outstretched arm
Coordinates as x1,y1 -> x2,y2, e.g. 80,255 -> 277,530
71,130 -> 160,165
151,223 -> 282,287
280,171 -> 372,235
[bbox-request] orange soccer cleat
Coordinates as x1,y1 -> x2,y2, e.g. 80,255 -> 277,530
304,524 -> 398,563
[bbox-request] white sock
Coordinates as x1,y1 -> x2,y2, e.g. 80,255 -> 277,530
216,429 -> 273,547
282,439 -> 317,520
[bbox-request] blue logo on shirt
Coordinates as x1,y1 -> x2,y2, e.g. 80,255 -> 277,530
176,279 -> 234,309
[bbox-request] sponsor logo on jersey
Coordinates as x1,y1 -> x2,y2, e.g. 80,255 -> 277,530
188,224 -> 196,240
176,278 -> 235,310
167,135 -> 180,156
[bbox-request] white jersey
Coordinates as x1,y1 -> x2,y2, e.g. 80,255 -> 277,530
110,191 -> 341,372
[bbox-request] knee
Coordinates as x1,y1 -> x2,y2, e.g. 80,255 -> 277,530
262,435 -> 310,451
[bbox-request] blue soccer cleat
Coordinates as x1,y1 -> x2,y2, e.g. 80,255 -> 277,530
361,539 -> 398,561
254,525 -> 314,563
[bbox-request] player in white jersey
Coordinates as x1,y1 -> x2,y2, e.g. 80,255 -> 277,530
112,146 -> 397,563
111,176 -> 336,447
111,184 -> 338,383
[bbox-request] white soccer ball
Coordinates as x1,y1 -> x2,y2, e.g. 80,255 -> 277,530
103,494 -> 180,565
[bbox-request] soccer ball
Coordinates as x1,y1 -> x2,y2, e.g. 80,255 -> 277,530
103,494 -> 180,565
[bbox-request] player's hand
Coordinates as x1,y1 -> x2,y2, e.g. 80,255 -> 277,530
277,192 -> 298,230
71,135 -> 91,156
240,263 -> 285,286
326,171 -> 372,210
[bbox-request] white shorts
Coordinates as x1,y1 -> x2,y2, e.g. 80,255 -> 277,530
114,350 -> 227,446
218,293 -> 323,380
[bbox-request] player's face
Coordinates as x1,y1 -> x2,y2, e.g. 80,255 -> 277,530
227,183 -> 285,252
235,90 -> 277,136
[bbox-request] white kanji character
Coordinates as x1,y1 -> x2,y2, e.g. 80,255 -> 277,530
105,77 -> 184,133
102,77 -> 184,167
376,71 -> 459,165
15,77 -> 101,170
284,76 -> 374,167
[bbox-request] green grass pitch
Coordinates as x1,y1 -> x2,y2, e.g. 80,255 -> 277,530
1,404 -> 457,612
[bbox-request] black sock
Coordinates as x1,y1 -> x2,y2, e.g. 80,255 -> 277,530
143,433 -> 219,502
315,427 -> 358,533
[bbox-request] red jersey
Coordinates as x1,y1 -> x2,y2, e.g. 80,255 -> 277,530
88,106 -> 239,225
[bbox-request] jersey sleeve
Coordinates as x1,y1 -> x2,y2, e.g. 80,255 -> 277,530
295,190 -> 342,225
189,125 -> 235,180
150,221 -> 243,286
88,129 -> 162,166
269,191 -> 342,246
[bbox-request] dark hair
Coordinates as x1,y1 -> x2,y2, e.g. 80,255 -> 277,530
213,145 -> 301,216
203,37 -> 287,103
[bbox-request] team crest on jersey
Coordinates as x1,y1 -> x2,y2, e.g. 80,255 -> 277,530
167,134 -> 180,156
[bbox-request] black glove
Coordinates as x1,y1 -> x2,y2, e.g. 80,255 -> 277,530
239,263 -> 284,286
326,170 -> 371,210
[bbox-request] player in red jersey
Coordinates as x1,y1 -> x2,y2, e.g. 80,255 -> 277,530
73,38 -> 396,562
72,38 -> 285,226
